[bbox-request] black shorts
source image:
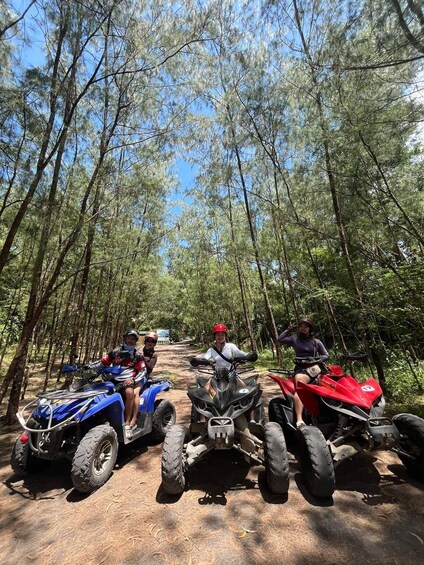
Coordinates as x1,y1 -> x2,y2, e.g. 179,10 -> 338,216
293,367 -> 319,384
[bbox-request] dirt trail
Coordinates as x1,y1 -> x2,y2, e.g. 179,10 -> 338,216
1,342 -> 424,564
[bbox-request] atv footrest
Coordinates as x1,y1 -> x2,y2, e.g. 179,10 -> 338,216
208,417 -> 234,449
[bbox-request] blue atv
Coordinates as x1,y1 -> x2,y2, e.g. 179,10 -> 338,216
10,363 -> 176,493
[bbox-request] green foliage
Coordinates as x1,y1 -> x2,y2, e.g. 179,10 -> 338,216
385,352 -> 424,402
1,0 -> 424,408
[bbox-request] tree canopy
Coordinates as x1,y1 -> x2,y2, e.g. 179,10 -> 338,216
1,0 -> 423,420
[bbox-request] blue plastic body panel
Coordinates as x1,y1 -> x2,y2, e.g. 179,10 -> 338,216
33,379 -> 171,430
61,364 -> 78,373
139,381 -> 170,412
103,366 -> 122,376
80,392 -> 125,426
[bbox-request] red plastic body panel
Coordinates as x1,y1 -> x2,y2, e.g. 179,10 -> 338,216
265,370 -> 383,417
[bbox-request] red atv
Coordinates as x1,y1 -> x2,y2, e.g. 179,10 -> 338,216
267,354 -> 424,498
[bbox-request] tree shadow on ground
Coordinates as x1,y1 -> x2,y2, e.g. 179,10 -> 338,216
3,435 -> 155,504
387,462 -> 424,492
293,472 -> 334,507
157,450 -> 260,505
333,451 -> 423,506
4,458 -> 73,501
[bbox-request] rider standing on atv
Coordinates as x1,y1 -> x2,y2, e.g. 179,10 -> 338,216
198,323 -> 250,369
90,329 -> 146,439
278,317 -> 329,428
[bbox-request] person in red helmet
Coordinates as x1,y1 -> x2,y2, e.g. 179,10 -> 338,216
196,323 -> 250,368
278,316 -> 329,428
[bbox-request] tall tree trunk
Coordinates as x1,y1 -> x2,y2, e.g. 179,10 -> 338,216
226,183 -> 257,350
227,111 -> 279,357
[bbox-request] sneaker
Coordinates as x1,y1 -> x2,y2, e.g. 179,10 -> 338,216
296,420 -> 306,429
125,425 -> 133,439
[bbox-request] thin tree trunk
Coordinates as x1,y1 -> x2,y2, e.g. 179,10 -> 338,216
226,111 -> 279,357
226,183 -> 257,350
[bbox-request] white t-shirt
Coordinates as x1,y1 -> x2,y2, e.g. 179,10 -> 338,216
201,342 -> 247,369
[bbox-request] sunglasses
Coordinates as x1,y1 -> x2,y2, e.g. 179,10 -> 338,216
145,339 -> 156,343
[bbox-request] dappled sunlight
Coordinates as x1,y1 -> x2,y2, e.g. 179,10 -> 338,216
1,342 -> 424,564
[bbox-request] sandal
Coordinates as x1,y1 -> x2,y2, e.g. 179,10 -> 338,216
296,420 -> 306,429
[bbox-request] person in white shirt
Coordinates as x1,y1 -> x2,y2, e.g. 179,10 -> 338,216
197,323 -> 249,368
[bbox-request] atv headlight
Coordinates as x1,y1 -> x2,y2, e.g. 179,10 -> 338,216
239,396 -> 252,407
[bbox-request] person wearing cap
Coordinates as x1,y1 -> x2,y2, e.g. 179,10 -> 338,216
278,317 -> 329,428
139,332 -> 159,376
197,323 -> 250,369
90,329 -> 146,438
131,331 -> 159,428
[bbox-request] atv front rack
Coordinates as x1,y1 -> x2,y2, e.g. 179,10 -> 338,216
16,388 -> 109,433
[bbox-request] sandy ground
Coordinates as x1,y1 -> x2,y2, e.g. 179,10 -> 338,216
1,342 -> 424,565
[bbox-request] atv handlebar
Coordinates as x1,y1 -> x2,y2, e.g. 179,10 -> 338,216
190,352 -> 257,368
268,368 -> 294,375
235,351 -> 258,363
190,357 -> 214,367
294,356 -> 326,365
341,352 -> 368,362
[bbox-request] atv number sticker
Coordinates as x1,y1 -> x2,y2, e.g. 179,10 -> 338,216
361,385 -> 375,392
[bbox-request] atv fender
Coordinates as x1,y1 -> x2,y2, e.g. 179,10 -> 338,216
140,382 -> 170,413
79,392 -> 125,427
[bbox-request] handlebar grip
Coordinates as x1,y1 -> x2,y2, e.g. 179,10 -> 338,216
190,357 -> 213,367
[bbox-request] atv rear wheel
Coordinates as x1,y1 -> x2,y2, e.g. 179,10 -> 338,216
268,397 -> 295,446
264,422 -> 290,494
393,413 -> 424,481
297,425 -> 335,498
161,424 -> 187,495
151,400 -> 176,441
71,424 -> 118,494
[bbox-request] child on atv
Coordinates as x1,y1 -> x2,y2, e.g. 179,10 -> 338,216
139,332 -> 159,375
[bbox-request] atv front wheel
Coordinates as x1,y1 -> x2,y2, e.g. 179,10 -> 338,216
11,437 -> 47,475
71,424 -> 118,494
393,413 -> 424,481
151,400 -> 176,441
264,422 -> 289,494
268,397 -> 295,445
161,424 -> 187,495
297,425 -> 335,498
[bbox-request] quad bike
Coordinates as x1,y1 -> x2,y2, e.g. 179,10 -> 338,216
161,352 -> 289,496
11,361 -> 176,493
267,354 -> 424,498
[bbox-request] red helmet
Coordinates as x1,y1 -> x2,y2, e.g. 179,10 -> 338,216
213,323 -> 228,334
145,332 -> 158,342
